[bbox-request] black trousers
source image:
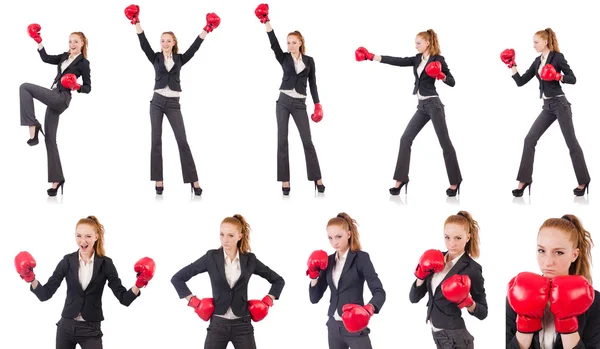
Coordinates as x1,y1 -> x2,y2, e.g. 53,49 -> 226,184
275,92 -> 322,182
394,97 -> 462,185
19,83 -> 72,182
55,318 -> 103,349
326,318 -> 372,349
204,315 -> 256,349
149,92 -> 199,183
516,96 -> 590,184
432,328 -> 474,349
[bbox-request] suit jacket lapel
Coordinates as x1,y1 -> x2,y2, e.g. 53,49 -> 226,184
214,248 -> 227,284
68,252 -> 83,292
418,54 -> 434,78
233,253 -> 248,287
88,255 -> 103,289
338,251 -> 356,288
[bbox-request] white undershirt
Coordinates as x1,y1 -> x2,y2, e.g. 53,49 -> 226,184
74,252 -> 94,321
214,251 -> 241,320
539,304 -> 557,349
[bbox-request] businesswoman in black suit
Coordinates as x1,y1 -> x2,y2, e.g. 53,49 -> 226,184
20,25 -> 91,196
126,5 -> 221,195
306,212 -> 386,349
14,215 -> 155,349
506,214 -> 600,349
502,28 -> 591,197
355,29 -> 462,197
254,4 -> 325,195
171,214 -> 285,349
409,211 -> 487,349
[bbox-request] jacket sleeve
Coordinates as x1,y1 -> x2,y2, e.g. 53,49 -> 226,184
267,30 -> 285,64
170,252 -> 209,299
181,35 -> 204,66
409,278 -> 428,304
380,55 -> 416,67
137,31 -> 156,63
30,256 -> 68,301
438,56 -> 455,87
512,59 -> 537,86
359,252 -> 385,313
506,297 -> 530,349
308,57 -> 320,104
309,267 -> 328,304
38,47 -> 62,65
467,264 -> 487,320
76,59 -> 91,94
556,53 -> 576,84
579,291 -> 600,348
105,258 -> 138,306
253,256 -> 285,299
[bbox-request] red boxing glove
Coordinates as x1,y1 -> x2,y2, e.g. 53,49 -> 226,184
134,257 -> 156,288
204,13 -> 221,33
124,4 -> 140,25
27,24 -> 42,44
306,250 -> 328,279
414,249 -> 444,280
248,295 -> 273,322
442,274 -> 474,309
311,103 -> 323,123
549,275 -> 595,334
425,61 -> 446,80
15,251 -> 37,283
355,47 -> 374,61
61,74 -> 80,91
540,64 -> 562,81
500,48 -> 516,68
255,3 -> 270,23
341,304 -> 374,332
188,296 -> 215,321
507,272 -> 551,333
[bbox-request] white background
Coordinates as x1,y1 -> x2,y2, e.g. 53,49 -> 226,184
0,0 -> 598,348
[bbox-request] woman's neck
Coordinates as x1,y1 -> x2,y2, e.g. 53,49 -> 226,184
225,248 -> 238,260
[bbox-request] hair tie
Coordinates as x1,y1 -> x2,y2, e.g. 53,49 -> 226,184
561,215 -> 572,222
232,215 -> 242,222
456,212 -> 467,218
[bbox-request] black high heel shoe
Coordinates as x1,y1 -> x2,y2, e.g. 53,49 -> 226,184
190,183 -> 203,196
282,185 -> 290,196
27,122 -> 45,146
47,180 -> 65,197
314,181 -> 325,193
155,185 -> 164,195
512,182 -> 531,197
574,182 -> 590,197
446,181 -> 462,197
389,181 -> 409,195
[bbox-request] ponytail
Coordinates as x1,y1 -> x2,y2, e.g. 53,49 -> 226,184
417,29 -> 441,56
222,214 -> 251,254
445,211 -> 480,258
535,28 -> 560,53
288,30 -> 305,55
76,216 -> 105,257
327,213 -> 361,252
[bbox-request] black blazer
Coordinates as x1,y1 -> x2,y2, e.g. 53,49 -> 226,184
137,31 -> 204,92
506,290 -> 600,349
380,53 -> 455,96
171,248 -> 285,317
267,30 -> 320,104
409,252 -> 488,330
38,48 -> 91,94
309,250 -> 386,318
30,251 -> 139,321
512,51 -> 576,99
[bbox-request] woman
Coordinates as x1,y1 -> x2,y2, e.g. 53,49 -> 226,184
126,4 -> 221,195
171,214 -> 285,349
355,29 -> 462,197
307,212 -> 386,349
409,211 -> 488,349
20,24 -> 91,196
14,215 -> 155,349
502,28 -> 591,197
255,3 -> 325,195
506,214 -> 599,349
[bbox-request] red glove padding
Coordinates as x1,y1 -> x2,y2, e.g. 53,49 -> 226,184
507,272 -> 551,333
248,295 -> 273,322
61,74 -> 81,91
306,250 -> 328,279
540,64 -> 562,81
414,249 -> 444,280
203,13 -> 221,33
188,296 -> 215,321
341,304 -> 374,332
124,4 -> 140,25
550,275 -> 595,334
311,103 -> 323,123
15,251 -> 36,283
500,48 -> 516,68
27,24 -> 42,44
255,4 -> 270,23
442,274 -> 474,309
355,47 -> 374,61
134,257 -> 155,288
425,61 -> 446,80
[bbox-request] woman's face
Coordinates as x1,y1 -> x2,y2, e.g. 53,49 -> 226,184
161,34 -> 175,52
287,35 -> 301,54
533,35 -> 547,53
68,34 -> 83,55
415,36 -> 429,54
220,223 -> 242,251
444,223 -> 470,257
327,224 -> 350,253
537,227 -> 579,279
75,224 -> 98,256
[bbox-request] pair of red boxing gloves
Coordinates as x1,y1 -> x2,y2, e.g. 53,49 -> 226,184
14,251 -> 156,288
354,47 -> 446,80
124,5 -> 220,33
306,250 -> 375,333
500,48 -> 562,81
415,249 -> 475,308
187,295 -> 274,322
508,271 -> 595,334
